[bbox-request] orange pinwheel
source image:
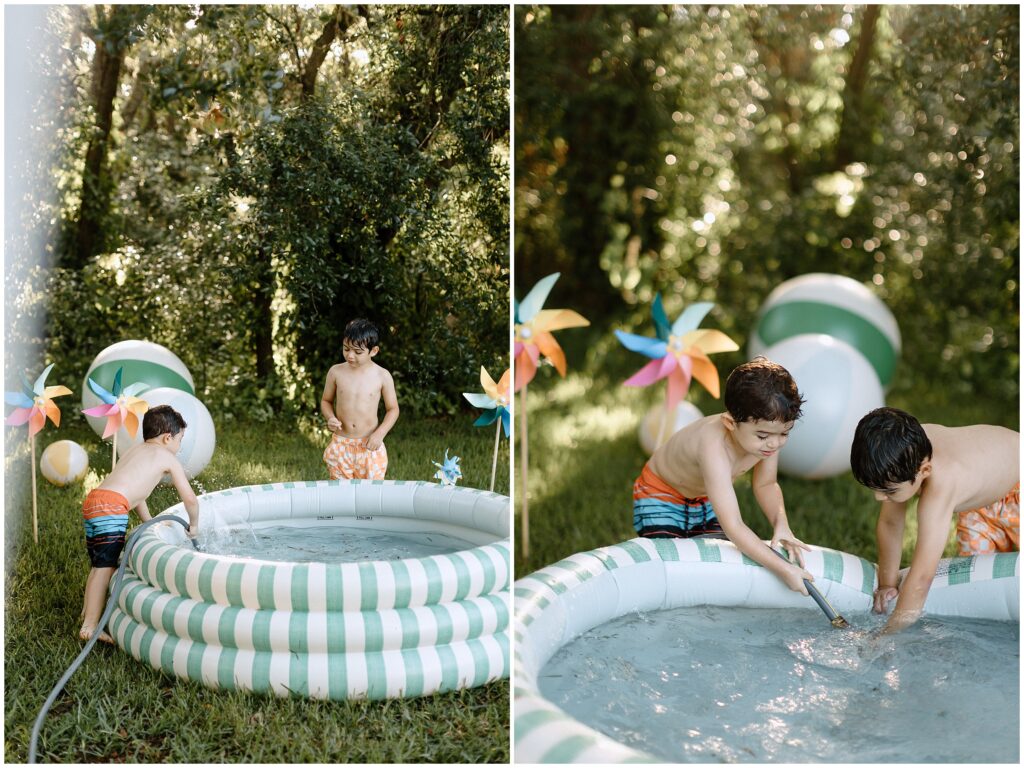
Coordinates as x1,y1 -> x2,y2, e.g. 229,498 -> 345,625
514,273 -> 589,392
82,367 -> 149,439
5,364 -> 72,437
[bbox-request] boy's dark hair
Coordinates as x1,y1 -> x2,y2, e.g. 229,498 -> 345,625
143,405 -> 187,441
724,357 -> 804,424
850,407 -> 932,490
343,318 -> 380,350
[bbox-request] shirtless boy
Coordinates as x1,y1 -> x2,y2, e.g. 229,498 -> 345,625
633,357 -> 814,594
851,407 -> 1019,632
320,318 -> 400,480
80,405 -> 199,643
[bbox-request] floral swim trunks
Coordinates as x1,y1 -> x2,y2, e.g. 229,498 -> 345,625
956,483 -> 1020,556
323,434 -> 388,480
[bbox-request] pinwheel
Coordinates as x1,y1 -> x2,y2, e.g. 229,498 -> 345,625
463,366 -> 511,491
615,294 -> 738,448
4,363 -> 73,543
514,273 -> 589,558
432,450 -> 462,487
82,367 -> 149,469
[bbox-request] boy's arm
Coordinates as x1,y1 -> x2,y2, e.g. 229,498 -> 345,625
873,501 -> 907,613
135,499 -> 152,522
166,457 -> 200,538
367,370 -> 399,450
883,490 -> 952,632
320,370 -> 341,432
702,445 -> 812,595
751,457 -> 809,566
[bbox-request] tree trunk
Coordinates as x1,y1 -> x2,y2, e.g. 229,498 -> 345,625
835,5 -> 881,168
254,245 -> 275,383
300,6 -> 357,99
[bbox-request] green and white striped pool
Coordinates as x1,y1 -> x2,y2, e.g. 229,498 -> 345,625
109,480 -> 510,700
513,537 -> 1018,763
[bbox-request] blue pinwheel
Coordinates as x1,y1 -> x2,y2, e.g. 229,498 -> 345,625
614,294 -> 739,414
432,450 -> 462,487
463,367 -> 511,437
5,364 -> 72,437
82,367 -> 150,439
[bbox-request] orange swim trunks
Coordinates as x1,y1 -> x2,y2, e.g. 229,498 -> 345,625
323,434 -> 388,480
956,483 -> 1019,556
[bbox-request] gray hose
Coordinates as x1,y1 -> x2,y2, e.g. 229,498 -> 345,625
770,546 -> 850,629
28,515 -> 196,763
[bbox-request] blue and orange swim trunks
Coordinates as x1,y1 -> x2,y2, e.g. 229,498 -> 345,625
82,488 -> 131,568
633,463 -> 724,538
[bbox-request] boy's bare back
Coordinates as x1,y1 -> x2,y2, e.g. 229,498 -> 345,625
98,441 -> 190,510
648,414 -> 767,497
322,361 -> 396,439
921,423 -> 1019,511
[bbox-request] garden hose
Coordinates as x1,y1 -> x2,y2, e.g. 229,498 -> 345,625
28,515 -> 196,763
771,546 -> 850,629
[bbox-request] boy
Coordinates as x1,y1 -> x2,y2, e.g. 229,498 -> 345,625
850,407 -> 1019,632
320,318 -> 399,480
633,357 -> 813,594
80,405 -> 199,643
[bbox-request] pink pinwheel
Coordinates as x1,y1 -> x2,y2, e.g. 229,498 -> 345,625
514,273 -> 589,392
615,294 -> 738,414
82,367 -> 149,439
5,364 -> 73,437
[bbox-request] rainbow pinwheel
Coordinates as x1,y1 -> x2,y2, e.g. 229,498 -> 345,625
463,367 -> 511,437
82,367 -> 150,439
432,450 -> 462,487
514,273 -> 590,392
4,364 -> 72,437
615,294 -> 739,413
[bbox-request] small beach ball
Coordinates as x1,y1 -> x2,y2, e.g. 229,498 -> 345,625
40,440 -> 89,486
760,334 -> 884,479
638,401 -> 704,455
115,388 -> 215,479
748,273 -> 901,389
82,340 -> 194,438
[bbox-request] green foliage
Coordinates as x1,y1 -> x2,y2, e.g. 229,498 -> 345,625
515,4 -> 1018,405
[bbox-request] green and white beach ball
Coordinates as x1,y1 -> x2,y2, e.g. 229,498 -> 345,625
761,334 -> 884,480
638,401 -> 704,455
82,340 -> 194,438
39,440 -> 89,486
115,387 -> 216,479
748,273 -> 901,390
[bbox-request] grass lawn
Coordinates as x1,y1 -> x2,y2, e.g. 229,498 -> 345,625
514,330 -> 1019,577
5,414 -> 510,763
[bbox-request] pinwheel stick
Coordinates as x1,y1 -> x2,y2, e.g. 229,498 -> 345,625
656,400 -> 672,450
490,419 -> 501,493
112,432 -> 118,471
30,432 -> 38,544
520,384 -> 530,558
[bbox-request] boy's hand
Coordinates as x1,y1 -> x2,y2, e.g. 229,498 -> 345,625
366,433 -> 382,450
780,562 -> 813,596
872,585 -> 899,614
327,416 -> 341,433
771,531 -> 810,567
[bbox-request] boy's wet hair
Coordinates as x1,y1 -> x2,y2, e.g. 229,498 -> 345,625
724,357 -> 804,424
850,407 -> 932,490
343,318 -> 380,350
143,404 -> 187,441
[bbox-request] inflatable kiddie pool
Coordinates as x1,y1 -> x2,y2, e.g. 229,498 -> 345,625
513,537 -> 1019,763
109,480 -> 510,699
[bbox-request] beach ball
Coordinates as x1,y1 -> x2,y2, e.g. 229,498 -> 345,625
82,340 -> 194,438
748,273 -> 901,389
639,401 -> 704,455
39,440 -> 89,486
760,334 -> 884,479
115,388 -> 215,479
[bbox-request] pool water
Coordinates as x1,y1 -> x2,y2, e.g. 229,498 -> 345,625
538,606 -> 1020,763
194,524 -> 477,563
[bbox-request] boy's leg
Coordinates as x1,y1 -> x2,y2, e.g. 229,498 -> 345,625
80,567 -> 116,643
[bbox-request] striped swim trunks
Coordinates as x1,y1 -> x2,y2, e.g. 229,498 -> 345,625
82,488 -> 131,568
633,463 -> 724,538
956,483 -> 1020,556
323,434 -> 388,480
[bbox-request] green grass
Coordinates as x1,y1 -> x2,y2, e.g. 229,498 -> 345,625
5,415 -> 510,763
514,336 -> 1018,577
